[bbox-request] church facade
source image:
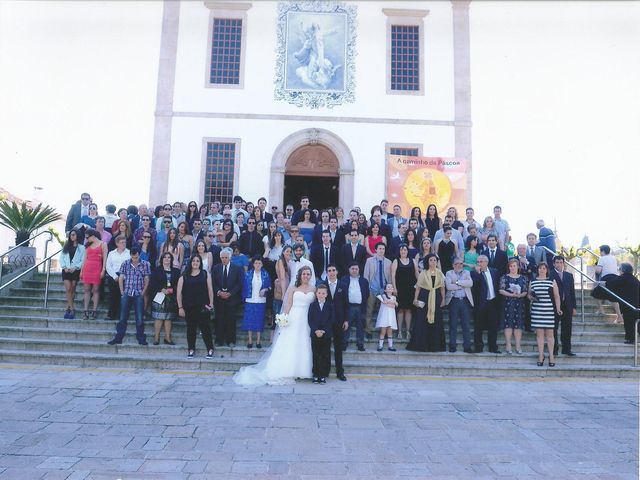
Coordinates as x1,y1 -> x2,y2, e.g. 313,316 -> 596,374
149,0 -> 472,212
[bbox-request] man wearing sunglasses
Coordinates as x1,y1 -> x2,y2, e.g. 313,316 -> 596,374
133,215 -> 157,243
65,192 -> 92,234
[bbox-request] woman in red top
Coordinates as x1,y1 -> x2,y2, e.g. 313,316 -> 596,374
365,223 -> 386,257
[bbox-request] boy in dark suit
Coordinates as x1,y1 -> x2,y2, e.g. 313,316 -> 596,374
308,284 -> 335,384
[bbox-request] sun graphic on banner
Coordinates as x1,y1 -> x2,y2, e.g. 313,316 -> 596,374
403,168 -> 452,211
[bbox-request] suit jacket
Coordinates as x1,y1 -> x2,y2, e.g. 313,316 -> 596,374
471,267 -> 500,309
65,202 -> 83,233
212,262 -> 243,305
483,247 -> 509,277
318,278 -> 347,325
308,301 -> 335,339
445,269 -> 474,306
208,244 -> 222,272
550,269 -> 576,311
238,230 -> 264,257
339,275 -> 370,312
310,243 -> 340,279
340,243 -> 367,276
363,256 -> 393,293
312,223 -> 331,245
328,228 -> 345,249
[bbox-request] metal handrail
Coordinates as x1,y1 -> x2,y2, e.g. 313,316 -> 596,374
0,230 -> 54,288
542,246 -> 640,367
0,248 -> 62,308
576,247 -> 600,260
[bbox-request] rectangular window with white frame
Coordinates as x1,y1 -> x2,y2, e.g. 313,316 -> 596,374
384,9 -> 428,95
205,2 -> 251,89
201,139 -> 241,205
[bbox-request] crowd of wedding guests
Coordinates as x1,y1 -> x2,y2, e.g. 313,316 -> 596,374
60,192 -> 640,368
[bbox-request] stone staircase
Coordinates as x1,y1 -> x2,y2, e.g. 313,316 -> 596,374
0,273 -> 637,378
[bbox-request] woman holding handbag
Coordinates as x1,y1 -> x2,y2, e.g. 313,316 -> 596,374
149,252 -> 181,345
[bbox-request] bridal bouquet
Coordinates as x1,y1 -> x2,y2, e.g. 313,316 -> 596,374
275,313 -> 289,328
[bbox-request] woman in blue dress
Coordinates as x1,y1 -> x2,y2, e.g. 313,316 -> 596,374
498,258 -> 528,354
242,257 -> 271,349
297,209 -> 316,246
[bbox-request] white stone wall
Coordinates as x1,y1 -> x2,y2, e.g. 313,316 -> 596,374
161,0 -> 461,207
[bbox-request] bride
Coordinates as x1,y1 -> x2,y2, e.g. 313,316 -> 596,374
233,266 -> 315,386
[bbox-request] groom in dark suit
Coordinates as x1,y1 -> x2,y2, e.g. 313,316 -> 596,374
550,256 -> 577,356
308,285 -> 335,384
318,263 -> 347,381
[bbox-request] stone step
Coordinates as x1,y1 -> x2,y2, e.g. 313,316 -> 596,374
0,326 -> 632,353
0,337 -> 634,365
0,349 -> 636,379
0,314 -> 626,341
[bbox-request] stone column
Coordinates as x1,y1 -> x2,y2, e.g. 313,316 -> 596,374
149,1 -> 180,208
452,0 -> 473,205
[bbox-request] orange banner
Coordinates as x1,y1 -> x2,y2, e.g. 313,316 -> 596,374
386,155 -> 468,216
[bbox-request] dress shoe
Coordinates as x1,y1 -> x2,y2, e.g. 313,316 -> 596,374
376,346 -> 383,352
138,340 -> 148,346
388,347 -> 396,352
319,378 -> 326,384
228,343 -> 236,348
357,345 -> 365,352
206,349 -> 214,359
187,350 -> 195,358
312,377 -> 319,384
489,349 -> 501,354
153,341 -> 160,346
337,374 -> 347,381
463,348 -> 473,354
448,346 -> 457,353
247,343 -> 253,349
256,343 -> 262,349
164,339 -> 175,345
63,308 -> 71,319
107,338 -> 122,345
564,352 -> 576,356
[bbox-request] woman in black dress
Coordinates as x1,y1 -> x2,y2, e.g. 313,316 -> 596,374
149,252 -> 181,345
176,254 -> 215,358
391,244 -> 419,340
424,204 -> 442,241
407,254 -> 446,352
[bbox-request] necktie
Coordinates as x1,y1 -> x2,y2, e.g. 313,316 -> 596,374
330,282 -> 336,297
324,247 -> 329,274
484,271 -> 492,300
222,265 -> 228,289
378,259 -> 384,288
529,247 -> 534,257
490,250 -> 495,262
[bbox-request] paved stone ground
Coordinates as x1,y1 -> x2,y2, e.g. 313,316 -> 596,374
0,364 -> 636,480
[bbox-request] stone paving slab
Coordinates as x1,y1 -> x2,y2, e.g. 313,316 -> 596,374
0,364 -> 637,479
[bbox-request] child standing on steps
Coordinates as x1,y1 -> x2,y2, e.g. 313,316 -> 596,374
376,283 -> 398,351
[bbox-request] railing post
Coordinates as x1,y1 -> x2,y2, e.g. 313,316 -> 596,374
635,318 -> 639,367
580,256 -> 585,324
44,256 -> 52,309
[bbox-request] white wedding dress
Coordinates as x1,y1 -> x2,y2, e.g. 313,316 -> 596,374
233,291 -> 314,386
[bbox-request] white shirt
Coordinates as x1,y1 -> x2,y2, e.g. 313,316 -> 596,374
348,276 -> 362,304
328,280 -> 338,297
288,257 -> 316,287
483,270 -> 496,300
246,271 -> 266,304
106,248 -> 131,281
597,255 -> 618,277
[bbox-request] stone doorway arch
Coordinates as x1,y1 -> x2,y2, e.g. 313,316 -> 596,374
269,128 -> 354,212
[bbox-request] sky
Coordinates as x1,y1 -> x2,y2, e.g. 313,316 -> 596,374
1,1 -> 638,250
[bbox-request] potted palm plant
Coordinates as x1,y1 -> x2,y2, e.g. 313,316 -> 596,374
0,201 -> 62,268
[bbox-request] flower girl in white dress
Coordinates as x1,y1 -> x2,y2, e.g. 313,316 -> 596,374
375,283 -> 398,352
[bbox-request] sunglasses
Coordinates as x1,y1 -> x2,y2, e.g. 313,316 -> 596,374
89,207 -> 97,210
142,218 -> 150,221
164,221 -> 172,224
81,197 -> 90,201
143,236 -> 151,239
248,222 -> 256,225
